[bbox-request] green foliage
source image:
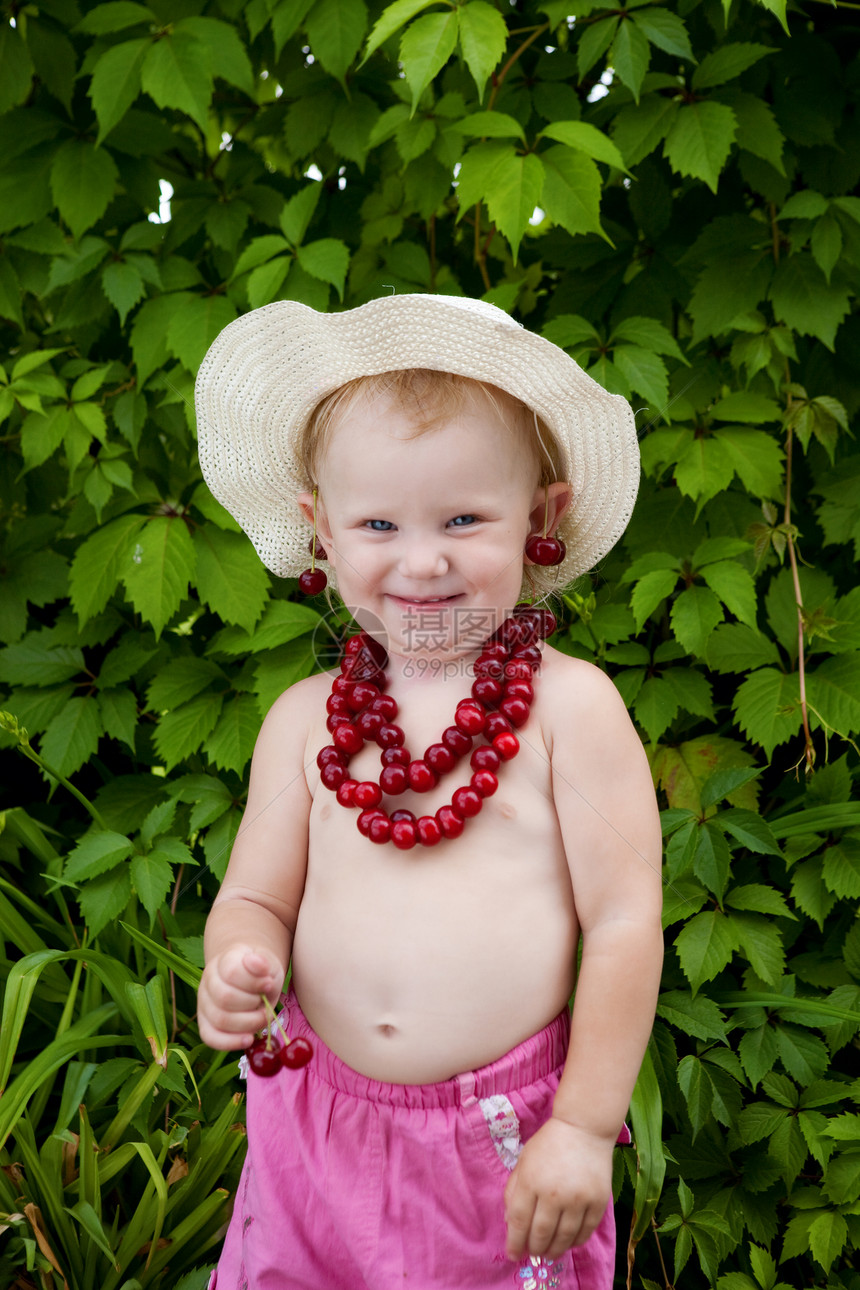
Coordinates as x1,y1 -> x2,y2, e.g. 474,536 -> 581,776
1,0 -> 859,1286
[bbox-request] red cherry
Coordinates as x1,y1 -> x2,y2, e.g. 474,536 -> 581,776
500,697 -> 530,728
333,723 -> 363,755
336,779 -> 358,806
347,682 -> 380,713
391,809 -> 416,823
442,726 -> 472,757
298,568 -> 327,595
534,609 -> 557,639
326,713 -> 350,733
320,761 -> 347,789
371,694 -> 398,720
247,1038 -> 282,1077
391,819 -> 417,849
425,743 -> 456,773
381,746 -> 410,766
354,781 -> 383,809
471,678 -> 502,707
484,712 -> 511,740
505,680 -> 534,704
331,676 -> 353,696
357,709 -> 384,737
357,809 -> 383,836
470,746 -> 500,773
317,745 -> 344,769
512,645 -> 542,668
504,659 -> 534,681
494,732 -> 520,760
417,815 -> 443,847
455,704 -> 485,736
380,763 -> 408,794
282,1037 -> 314,1069
436,805 -> 465,838
481,642 -> 508,660
377,723 -> 405,748
326,694 -> 350,715
368,813 -> 392,844
474,656 -> 503,680
471,770 -> 498,798
344,634 -> 366,655
452,787 -> 483,818
408,760 -> 438,792
524,535 -> 566,567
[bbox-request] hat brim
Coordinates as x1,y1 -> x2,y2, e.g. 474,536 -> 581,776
194,294 -> 640,595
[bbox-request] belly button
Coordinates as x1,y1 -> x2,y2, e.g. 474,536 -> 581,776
377,1023 -> 397,1038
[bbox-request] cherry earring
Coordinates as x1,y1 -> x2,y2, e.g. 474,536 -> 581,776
525,492 -> 566,566
298,489 -> 328,595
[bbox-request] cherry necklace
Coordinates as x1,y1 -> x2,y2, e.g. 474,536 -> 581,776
316,605 -> 556,849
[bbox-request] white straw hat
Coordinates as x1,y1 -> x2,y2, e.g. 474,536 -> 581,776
194,294 -> 640,594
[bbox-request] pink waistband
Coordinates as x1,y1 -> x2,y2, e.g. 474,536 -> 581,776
281,989 -> 571,1110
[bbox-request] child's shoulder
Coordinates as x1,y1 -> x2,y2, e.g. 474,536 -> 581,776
540,645 -> 639,739
257,668 -> 331,735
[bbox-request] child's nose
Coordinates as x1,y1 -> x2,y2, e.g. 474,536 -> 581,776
398,538 -> 448,579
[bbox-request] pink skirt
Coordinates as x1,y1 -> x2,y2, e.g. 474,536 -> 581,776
211,990 -> 624,1289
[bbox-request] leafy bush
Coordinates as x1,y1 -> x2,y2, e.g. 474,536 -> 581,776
1,0 -> 859,1286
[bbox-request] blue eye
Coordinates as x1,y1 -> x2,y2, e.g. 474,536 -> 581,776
449,515 -> 477,527
365,519 -> 394,531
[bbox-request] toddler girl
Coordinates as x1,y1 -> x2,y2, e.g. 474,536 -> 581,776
195,294 -> 663,1289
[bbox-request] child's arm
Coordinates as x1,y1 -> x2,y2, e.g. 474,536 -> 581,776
504,661 -> 664,1261
197,681 -> 317,1051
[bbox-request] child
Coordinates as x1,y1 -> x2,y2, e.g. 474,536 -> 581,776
195,294 -> 663,1289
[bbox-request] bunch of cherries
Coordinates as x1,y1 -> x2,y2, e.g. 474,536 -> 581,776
246,1031 -> 314,1077
316,604 -> 556,849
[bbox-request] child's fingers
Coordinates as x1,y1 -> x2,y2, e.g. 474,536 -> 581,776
503,1175 -> 537,1260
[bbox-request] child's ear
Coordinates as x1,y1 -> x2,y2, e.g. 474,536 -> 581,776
297,491 -> 335,552
527,482 -> 572,537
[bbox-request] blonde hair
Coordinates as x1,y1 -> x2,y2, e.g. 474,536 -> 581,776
298,369 -> 566,489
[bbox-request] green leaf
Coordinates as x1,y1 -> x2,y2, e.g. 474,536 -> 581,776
610,17 -> 650,103
246,256 -> 291,309
89,38 -> 149,141
791,858 -> 836,930
50,140 -> 119,241
296,238 -> 350,298
656,990 -> 727,1041
39,697 -> 104,779
711,427 -> 784,499
612,94 -> 679,168
166,293 -> 237,373
102,260 -> 146,324
78,868 -> 132,937
678,1054 -> 713,1137
577,14 -> 618,80
130,851 -> 174,920
808,1210 -> 848,1274
541,120 -> 626,171
76,3 -> 157,34
458,1 -> 508,100
611,315 -> 686,363
810,213 -> 842,284
670,585 -> 724,657
400,10 -> 459,112
540,146 -> 603,241
821,837 -> 860,899
693,820 -> 732,898
121,517 -> 197,639
69,514 -> 146,624
362,0 -> 438,63
253,638 -> 317,717
630,8 -> 694,62
192,527 -> 269,633
0,637 -> 83,687
147,657 -> 225,712
280,183 -> 322,247
484,151 -> 546,262
152,692 -> 223,769
731,911 -> 785,984
664,101 -> 737,194
305,0 -> 367,82
689,254 -> 773,344
711,391 -> 781,424
699,561 -> 758,628
675,909 -> 739,992
452,111 -> 525,142
0,24 -> 35,116
64,830 -> 135,883
718,90 -> 785,175
633,676 -> 679,743
613,346 -> 669,416
270,0 -> 315,56
98,687 -> 138,750
232,234 -> 291,278
692,43 -> 775,91
140,29 -> 213,134
779,190 -> 829,221
727,881 -> 791,918
178,16 -> 255,95
769,254 -> 851,351
807,654 -> 860,738
631,568 -> 678,629
734,668 -> 801,759
205,693 -> 260,775
719,810 -> 782,857
738,1024 -> 778,1087
209,599 -> 321,656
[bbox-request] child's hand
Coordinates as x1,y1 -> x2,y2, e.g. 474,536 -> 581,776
503,1118 -> 614,1262
197,946 -> 284,1051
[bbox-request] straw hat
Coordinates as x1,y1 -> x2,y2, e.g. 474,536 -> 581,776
194,294 -> 640,594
